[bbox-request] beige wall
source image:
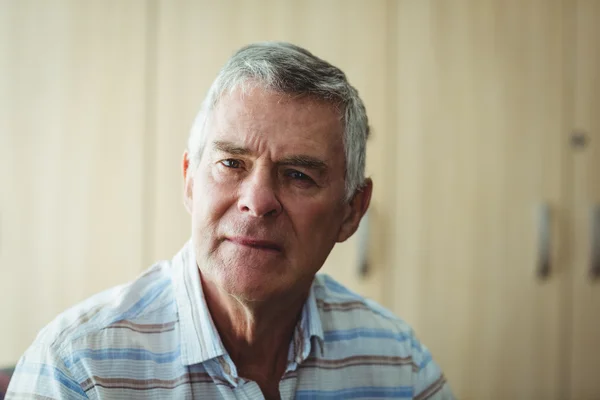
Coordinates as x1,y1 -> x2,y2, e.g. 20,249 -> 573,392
0,0 -> 149,364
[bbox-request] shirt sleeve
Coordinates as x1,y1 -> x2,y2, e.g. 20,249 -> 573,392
6,343 -> 89,400
411,336 -> 456,400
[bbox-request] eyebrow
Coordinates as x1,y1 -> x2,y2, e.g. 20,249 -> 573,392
212,140 -> 328,172
278,155 -> 328,173
213,140 -> 251,156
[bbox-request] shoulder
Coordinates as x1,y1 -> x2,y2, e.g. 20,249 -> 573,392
33,259 -> 176,355
313,273 -> 413,331
312,273 -> 432,367
8,259 -> 181,398
311,274 -> 454,398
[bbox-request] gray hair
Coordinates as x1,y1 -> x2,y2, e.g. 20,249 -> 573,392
187,42 -> 370,201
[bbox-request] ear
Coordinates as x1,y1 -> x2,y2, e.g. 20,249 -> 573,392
182,150 -> 194,215
336,178 -> 373,243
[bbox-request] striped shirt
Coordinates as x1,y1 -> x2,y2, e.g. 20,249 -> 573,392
7,241 -> 454,399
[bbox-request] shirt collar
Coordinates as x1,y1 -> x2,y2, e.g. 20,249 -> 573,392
292,283 -> 325,363
172,239 -> 325,367
173,240 -> 227,365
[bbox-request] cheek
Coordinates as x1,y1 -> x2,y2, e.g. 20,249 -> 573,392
288,199 -> 344,244
192,169 -> 235,229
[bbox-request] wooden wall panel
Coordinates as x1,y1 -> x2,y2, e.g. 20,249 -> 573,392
0,0 -> 148,365
568,1 -> 600,397
391,1 -> 569,398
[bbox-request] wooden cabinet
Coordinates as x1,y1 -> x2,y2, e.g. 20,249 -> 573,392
568,1 -> 600,398
0,0 -> 149,365
388,1 -> 599,399
390,1 -> 568,398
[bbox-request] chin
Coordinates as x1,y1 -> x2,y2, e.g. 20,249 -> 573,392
207,262 -> 289,302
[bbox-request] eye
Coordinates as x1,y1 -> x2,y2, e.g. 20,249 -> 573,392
220,159 -> 242,169
288,170 -> 308,180
286,169 -> 314,183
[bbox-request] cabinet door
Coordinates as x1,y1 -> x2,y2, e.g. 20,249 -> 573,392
152,0 -> 391,303
390,1 -> 569,398
569,1 -> 600,398
0,0 -> 148,365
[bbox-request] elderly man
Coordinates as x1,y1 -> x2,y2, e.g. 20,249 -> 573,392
7,42 -> 453,399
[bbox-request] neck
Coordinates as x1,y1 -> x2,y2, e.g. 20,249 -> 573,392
200,274 -> 310,383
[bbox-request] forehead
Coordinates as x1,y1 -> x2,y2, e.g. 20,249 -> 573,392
206,86 -> 345,161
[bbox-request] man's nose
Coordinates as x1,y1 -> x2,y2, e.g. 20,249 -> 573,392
237,169 -> 282,218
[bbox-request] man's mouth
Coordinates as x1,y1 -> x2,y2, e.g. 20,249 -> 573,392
225,236 -> 283,252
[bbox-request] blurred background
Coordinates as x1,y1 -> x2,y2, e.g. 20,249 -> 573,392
1,0 -> 599,399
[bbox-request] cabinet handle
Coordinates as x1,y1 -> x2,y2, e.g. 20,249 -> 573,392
590,205 -> 600,280
537,204 -> 551,279
357,210 -> 370,277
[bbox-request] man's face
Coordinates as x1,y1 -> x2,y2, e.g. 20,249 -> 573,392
184,86 -> 368,302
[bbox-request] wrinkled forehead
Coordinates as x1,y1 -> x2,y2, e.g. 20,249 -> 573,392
206,86 -> 346,160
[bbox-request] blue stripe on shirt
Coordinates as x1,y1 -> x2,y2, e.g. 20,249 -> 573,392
65,347 -> 181,368
296,386 -> 413,399
324,328 -> 413,343
17,363 -> 87,397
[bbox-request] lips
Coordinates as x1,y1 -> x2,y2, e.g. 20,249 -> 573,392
225,236 -> 283,252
